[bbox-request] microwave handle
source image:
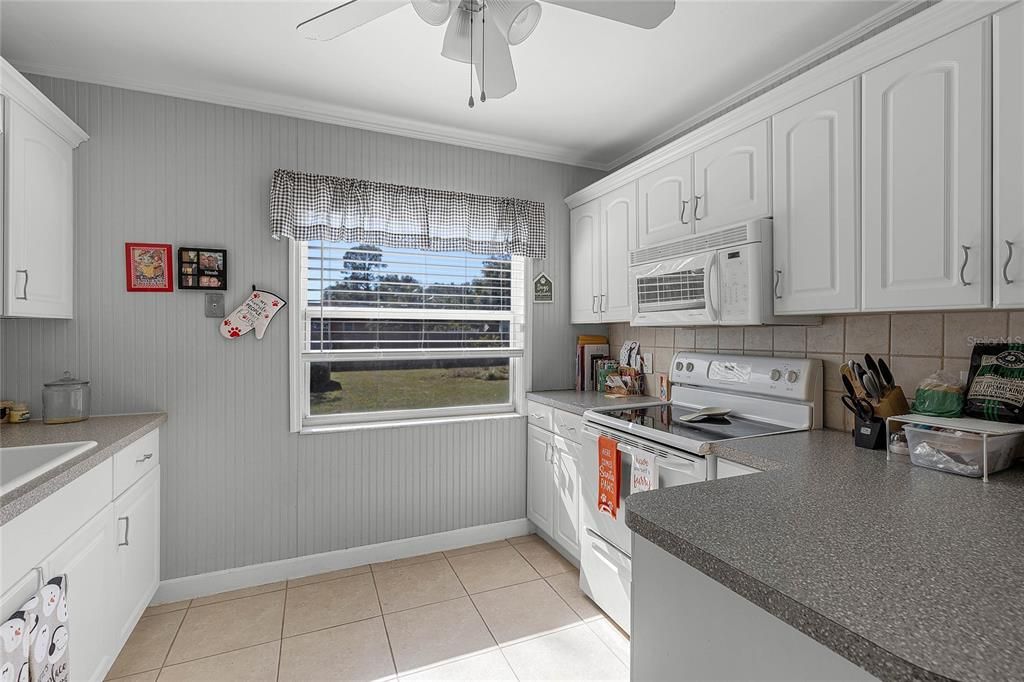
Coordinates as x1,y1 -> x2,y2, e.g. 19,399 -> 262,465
705,252 -> 719,322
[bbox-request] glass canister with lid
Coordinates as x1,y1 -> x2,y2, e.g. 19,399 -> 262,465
42,371 -> 91,424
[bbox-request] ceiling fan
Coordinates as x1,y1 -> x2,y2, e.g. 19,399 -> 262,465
297,0 -> 675,106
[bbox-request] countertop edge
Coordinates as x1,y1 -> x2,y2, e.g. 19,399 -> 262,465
0,413 -> 167,525
526,390 -> 661,416
625,509 -> 951,682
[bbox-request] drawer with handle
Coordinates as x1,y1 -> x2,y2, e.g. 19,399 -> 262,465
552,408 -> 583,442
113,428 -> 160,499
526,401 -> 554,431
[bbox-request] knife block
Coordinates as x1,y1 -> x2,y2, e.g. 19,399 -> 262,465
873,385 -> 910,419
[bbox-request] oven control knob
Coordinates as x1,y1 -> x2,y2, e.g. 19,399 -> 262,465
770,368 -> 782,382
786,370 -> 799,383
675,361 -> 684,371
685,362 -> 694,372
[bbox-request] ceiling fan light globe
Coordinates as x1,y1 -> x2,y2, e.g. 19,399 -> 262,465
489,0 -> 541,45
412,0 -> 456,26
440,8 -> 473,63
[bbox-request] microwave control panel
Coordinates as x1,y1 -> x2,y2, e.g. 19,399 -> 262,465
717,245 -> 753,322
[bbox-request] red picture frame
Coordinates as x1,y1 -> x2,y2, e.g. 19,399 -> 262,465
125,243 -> 174,292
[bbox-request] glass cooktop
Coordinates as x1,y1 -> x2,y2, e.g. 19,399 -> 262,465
600,403 -> 789,444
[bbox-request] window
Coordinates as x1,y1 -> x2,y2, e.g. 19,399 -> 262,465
291,240 -> 525,430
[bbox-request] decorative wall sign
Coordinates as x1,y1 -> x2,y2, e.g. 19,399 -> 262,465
533,272 -> 554,303
125,243 -> 173,292
220,287 -> 287,340
178,247 -> 227,290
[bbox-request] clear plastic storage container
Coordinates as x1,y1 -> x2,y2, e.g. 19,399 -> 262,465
904,425 -> 1022,478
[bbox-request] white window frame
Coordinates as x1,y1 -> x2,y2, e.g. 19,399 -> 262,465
288,240 -> 527,433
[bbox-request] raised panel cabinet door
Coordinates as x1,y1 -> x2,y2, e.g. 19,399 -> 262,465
772,80 -> 860,314
551,436 -> 581,561
4,99 -> 74,318
43,505 -> 117,682
570,200 -> 601,324
693,120 -> 771,232
600,183 -> 636,322
526,425 -> 554,536
994,3 -> 1024,308
113,467 -> 161,649
637,155 -> 694,249
863,21 -> 991,311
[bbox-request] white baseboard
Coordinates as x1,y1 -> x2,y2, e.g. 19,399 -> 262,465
153,519 -> 532,604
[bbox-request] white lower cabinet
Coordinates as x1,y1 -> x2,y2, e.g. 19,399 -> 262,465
551,436 -> 581,559
113,466 -> 161,648
525,405 -> 582,562
45,505 -> 117,681
0,429 -> 161,682
526,425 -> 555,536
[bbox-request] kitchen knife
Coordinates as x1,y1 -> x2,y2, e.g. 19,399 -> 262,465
841,374 -> 858,398
864,354 -> 884,392
878,358 -> 895,390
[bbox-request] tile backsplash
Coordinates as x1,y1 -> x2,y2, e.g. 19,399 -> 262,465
608,311 -> 1024,432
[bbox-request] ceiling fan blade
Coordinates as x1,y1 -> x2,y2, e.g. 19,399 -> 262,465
543,0 -> 674,29
297,0 -> 407,41
475,17 -> 517,98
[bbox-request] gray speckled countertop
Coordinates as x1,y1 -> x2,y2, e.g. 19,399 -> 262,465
527,390 -> 661,415
1,413 -> 166,525
625,429 -> 1024,682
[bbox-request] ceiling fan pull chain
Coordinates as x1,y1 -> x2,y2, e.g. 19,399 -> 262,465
480,4 -> 487,102
468,5 -> 475,108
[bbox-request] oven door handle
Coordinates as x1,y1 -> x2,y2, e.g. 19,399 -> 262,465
654,454 -> 698,474
586,528 -> 631,560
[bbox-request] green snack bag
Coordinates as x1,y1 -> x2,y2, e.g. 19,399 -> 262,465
913,371 -> 964,418
965,343 -> 1024,422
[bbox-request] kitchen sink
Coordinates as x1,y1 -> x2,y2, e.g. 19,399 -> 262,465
0,441 -> 98,495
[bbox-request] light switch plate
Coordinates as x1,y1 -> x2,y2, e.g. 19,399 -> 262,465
205,293 -> 225,318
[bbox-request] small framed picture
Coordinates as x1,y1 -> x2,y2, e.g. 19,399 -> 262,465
178,247 -> 227,290
125,243 -> 173,292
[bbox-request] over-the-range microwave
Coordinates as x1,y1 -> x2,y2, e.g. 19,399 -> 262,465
630,219 -> 818,327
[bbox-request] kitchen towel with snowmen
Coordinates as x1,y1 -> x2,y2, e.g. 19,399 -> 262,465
1,576 -> 71,682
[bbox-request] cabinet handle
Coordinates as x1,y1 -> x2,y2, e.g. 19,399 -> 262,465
774,269 -> 782,299
600,293 -> 606,312
1004,241 -> 1015,285
680,199 -> 689,225
693,195 -> 703,221
34,566 -> 45,590
543,442 -> 552,463
959,245 -> 971,286
15,269 -> 28,300
592,295 -> 598,314
136,453 -> 154,464
118,515 -> 130,547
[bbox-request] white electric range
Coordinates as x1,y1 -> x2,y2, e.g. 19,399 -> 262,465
578,352 -> 822,632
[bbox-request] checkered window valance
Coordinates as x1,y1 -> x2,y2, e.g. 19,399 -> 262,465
269,169 -> 547,258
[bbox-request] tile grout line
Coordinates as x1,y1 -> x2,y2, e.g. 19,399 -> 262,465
156,602 -> 190,673
370,567 -> 400,680
442,554 -> 520,681
275,582 -> 288,682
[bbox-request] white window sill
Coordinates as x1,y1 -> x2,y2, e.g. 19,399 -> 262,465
299,410 -> 524,435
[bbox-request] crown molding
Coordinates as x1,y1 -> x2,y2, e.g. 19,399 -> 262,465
607,0 -> 926,171
5,59 -> 612,171
1,58 -> 89,147
565,0 -> 1013,208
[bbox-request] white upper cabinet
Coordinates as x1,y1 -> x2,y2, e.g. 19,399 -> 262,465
636,155 -> 694,250
599,183 -> 635,322
994,3 -> 1024,308
570,199 -> 601,324
693,120 -> 771,232
569,186 -> 634,324
1,60 -> 87,319
772,80 -> 860,315
862,21 -> 991,311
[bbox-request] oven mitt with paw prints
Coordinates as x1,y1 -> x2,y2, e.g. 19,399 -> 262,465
220,289 -> 286,340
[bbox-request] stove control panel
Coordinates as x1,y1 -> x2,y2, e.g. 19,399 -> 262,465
670,352 -> 820,402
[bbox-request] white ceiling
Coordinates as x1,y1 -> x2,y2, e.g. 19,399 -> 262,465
1,0 -> 900,169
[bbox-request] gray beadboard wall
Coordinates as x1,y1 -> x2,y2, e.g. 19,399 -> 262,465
0,75 -> 603,580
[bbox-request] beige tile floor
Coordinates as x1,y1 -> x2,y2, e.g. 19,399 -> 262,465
107,535 -> 629,681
